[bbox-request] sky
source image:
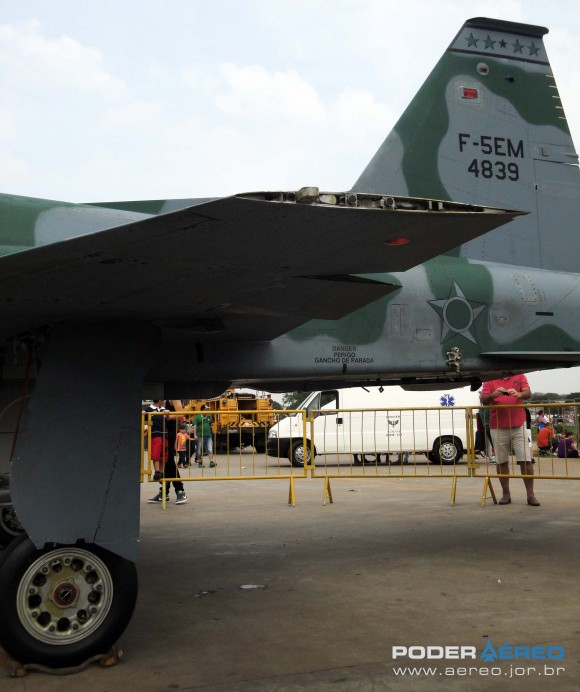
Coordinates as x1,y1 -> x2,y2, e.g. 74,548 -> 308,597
1,0 -> 580,395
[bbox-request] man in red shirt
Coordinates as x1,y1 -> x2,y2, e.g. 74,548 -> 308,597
480,374 -> 539,506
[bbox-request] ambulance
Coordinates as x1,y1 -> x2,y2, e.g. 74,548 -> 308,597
266,385 -> 478,466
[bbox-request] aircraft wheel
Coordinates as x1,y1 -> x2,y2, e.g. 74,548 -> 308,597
431,437 -> 462,465
0,504 -> 24,547
0,533 -> 138,668
290,441 -> 313,467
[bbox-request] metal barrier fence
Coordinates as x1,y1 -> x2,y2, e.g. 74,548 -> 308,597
141,402 -> 580,507
141,408 -> 307,508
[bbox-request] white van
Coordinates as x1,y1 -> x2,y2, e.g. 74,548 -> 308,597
266,385 -> 478,467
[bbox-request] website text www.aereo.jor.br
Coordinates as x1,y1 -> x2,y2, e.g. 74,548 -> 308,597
393,664 -> 565,678
391,643 -> 566,679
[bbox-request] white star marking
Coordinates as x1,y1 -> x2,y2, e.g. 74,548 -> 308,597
428,281 -> 486,344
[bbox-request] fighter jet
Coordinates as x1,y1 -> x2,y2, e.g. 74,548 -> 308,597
0,17 -> 579,668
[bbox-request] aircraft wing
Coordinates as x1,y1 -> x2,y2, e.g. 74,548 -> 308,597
0,189 -> 522,341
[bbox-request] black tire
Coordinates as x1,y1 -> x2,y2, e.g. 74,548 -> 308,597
353,454 -> 378,464
430,437 -> 463,465
0,534 -> 138,668
290,441 -> 313,467
0,504 -> 24,547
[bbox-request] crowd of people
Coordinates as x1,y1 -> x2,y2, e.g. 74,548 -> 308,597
143,399 -> 220,505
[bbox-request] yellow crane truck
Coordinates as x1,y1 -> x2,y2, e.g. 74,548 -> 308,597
183,389 -> 276,452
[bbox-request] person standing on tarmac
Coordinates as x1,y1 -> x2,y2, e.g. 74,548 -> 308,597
145,399 -> 188,504
193,405 -> 216,468
176,424 -> 192,468
144,399 -> 168,481
480,374 -> 539,507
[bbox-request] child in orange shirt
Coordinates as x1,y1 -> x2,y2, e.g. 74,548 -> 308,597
175,424 -> 193,468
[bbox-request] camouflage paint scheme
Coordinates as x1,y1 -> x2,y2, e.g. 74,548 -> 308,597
1,17 -> 580,668
99,18 -> 580,393
3,19 -> 579,396
275,17 -> 580,388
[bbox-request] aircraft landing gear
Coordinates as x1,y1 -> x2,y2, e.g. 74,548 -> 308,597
0,534 -> 138,669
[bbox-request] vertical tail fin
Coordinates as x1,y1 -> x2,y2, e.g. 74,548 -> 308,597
352,17 -> 580,271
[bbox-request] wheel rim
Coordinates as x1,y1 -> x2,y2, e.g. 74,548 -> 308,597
439,440 -> 457,463
295,445 -> 309,465
16,547 -> 114,645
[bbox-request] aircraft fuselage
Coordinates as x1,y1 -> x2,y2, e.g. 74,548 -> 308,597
151,256 -> 580,396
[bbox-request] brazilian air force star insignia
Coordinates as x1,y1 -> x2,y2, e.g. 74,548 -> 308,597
428,281 -> 486,344
466,33 -> 479,47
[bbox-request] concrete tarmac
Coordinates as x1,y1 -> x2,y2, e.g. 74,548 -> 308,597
3,472 -> 580,691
